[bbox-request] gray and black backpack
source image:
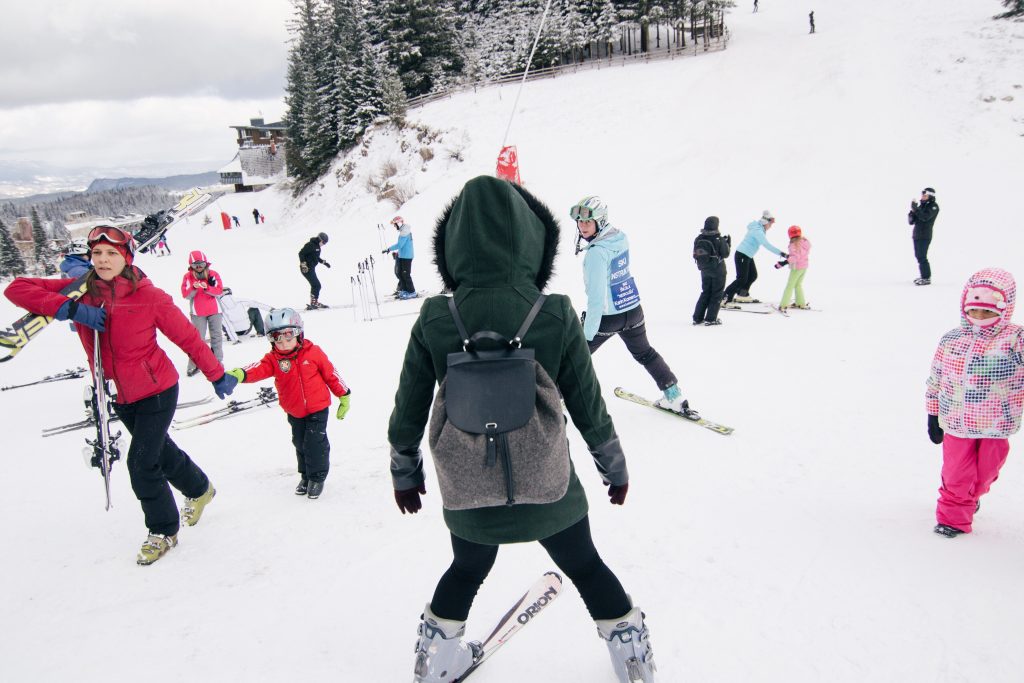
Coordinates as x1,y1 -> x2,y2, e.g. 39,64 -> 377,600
427,295 -> 570,511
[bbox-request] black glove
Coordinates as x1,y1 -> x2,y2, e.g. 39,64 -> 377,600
395,483 -> 426,514
774,260 -> 789,269
608,483 -> 628,505
780,252 -> 789,259
381,249 -> 388,254
322,260 -> 331,269
208,275 -> 217,287
928,415 -> 944,445
911,200 -> 919,209
579,311 -> 586,326
723,234 -> 732,244
300,262 -> 309,274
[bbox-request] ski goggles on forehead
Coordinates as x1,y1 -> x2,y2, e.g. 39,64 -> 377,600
269,329 -> 299,342
87,225 -> 133,247
569,205 -> 596,221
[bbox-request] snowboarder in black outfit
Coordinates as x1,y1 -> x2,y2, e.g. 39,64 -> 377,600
298,232 -> 331,308
252,208 -> 260,225
693,216 -> 731,325
809,11 -> 815,33
908,187 -> 940,285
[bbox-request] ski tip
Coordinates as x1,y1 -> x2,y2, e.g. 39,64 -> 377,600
543,571 -> 564,585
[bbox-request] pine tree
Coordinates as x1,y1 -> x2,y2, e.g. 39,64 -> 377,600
375,0 -> 464,97
996,0 -> 1023,18
30,207 -> 52,265
0,219 -> 27,278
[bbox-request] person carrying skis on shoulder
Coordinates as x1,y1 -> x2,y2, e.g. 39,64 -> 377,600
180,250 -> 225,377
59,239 -> 92,278
225,308 -> 350,500
299,232 -> 331,309
692,216 -> 730,325
908,187 -> 939,286
723,210 -> 787,306
925,268 -> 1024,538
389,177 -> 657,683
382,216 -> 417,299
777,225 -> 812,310
4,225 -> 237,565
571,195 -> 691,415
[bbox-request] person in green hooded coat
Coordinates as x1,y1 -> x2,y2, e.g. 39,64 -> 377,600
387,176 -> 657,683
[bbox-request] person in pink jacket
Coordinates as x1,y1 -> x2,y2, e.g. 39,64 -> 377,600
181,250 -> 225,377
926,267 -> 1024,537
777,225 -> 812,309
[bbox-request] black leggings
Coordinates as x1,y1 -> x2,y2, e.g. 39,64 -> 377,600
302,267 -> 321,298
112,384 -> 209,536
587,305 -> 677,391
724,252 -> 757,301
430,515 -> 631,622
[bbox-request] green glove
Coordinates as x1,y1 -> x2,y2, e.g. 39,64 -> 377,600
336,393 -> 350,420
226,368 -> 246,383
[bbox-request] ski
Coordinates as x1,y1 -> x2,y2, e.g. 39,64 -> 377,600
1,367 -> 87,391
769,304 -> 790,317
171,388 -> 278,430
450,572 -> 564,682
85,327 -> 122,510
613,387 -> 735,436
721,305 -> 771,315
42,397 -> 214,437
0,273 -> 91,363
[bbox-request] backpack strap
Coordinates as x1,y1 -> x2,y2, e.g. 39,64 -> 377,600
447,294 -> 548,351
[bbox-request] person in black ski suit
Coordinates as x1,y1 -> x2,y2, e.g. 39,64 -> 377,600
252,208 -> 261,225
692,216 -> 731,325
298,232 -> 331,309
908,187 -> 940,285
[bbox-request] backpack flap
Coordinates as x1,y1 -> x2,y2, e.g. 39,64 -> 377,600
445,348 -> 537,435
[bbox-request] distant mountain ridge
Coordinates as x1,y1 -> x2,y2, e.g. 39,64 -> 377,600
86,172 -> 220,193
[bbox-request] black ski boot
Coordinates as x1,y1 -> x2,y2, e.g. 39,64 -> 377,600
295,477 -> 309,496
307,480 -> 325,499
933,524 -> 964,538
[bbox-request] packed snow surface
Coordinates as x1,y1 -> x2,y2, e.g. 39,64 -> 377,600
2,0 -> 1023,681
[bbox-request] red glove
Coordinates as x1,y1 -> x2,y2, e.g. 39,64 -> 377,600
395,483 -> 426,514
608,483 -> 628,505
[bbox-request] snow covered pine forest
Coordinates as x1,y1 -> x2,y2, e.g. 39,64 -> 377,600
3,0 -> 1024,681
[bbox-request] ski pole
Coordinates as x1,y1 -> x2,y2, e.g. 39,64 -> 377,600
366,256 -> 382,318
350,276 -> 358,322
358,267 -> 371,321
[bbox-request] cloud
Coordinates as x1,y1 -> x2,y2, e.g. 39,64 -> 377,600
0,0 -> 292,107
0,95 -> 286,173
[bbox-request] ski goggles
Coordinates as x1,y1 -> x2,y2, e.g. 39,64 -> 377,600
190,261 -> 208,268
569,205 -> 597,221
87,225 -> 136,252
269,328 -> 299,342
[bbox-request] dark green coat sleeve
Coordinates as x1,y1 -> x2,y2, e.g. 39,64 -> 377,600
387,317 -> 438,488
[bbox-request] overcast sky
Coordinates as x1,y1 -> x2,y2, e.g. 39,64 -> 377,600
0,1 -> 293,188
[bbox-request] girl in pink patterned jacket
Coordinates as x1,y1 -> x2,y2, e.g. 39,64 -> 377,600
926,267 -> 1024,538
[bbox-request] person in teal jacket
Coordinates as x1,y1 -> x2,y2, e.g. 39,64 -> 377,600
383,215 -> 417,298
571,195 -> 690,415
724,210 -> 787,305
388,177 -> 657,683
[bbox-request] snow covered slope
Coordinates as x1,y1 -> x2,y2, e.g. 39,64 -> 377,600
1,1 -> 1023,681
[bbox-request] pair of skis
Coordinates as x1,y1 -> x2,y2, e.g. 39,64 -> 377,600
414,572 -> 564,682
171,387 -> 278,430
86,327 -> 121,511
614,387 -> 734,436
1,367 -> 87,391
42,395 -> 213,437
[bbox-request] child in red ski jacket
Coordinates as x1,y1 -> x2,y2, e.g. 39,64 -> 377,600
226,308 -> 350,499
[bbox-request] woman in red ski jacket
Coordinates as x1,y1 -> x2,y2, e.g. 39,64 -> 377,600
4,226 -> 238,566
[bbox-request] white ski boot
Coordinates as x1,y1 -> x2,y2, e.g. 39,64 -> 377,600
412,605 -> 477,683
654,384 -> 693,416
595,606 -> 657,682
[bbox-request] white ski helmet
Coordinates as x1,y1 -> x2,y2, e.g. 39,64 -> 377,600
264,307 -> 304,335
66,238 -> 89,255
569,196 -> 609,232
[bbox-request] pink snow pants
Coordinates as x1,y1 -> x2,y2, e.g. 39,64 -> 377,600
936,434 -> 1010,533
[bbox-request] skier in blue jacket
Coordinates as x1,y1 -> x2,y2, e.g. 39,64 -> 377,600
571,196 -> 692,415
383,216 -> 417,299
59,239 -> 92,278
723,210 -> 787,305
